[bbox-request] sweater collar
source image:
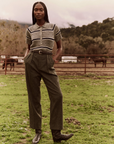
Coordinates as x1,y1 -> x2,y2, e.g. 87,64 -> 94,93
35,22 -> 48,29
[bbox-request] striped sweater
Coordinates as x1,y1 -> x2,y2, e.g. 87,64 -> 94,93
26,22 -> 62,52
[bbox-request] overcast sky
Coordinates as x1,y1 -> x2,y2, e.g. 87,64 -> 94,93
0,0 -> 114,28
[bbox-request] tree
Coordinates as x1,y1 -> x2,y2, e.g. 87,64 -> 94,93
103,18 -> 111,23
78,35 -> 108,54
78,35 -> 95,53
91,21 -> 98,25
101,32 -> 110,41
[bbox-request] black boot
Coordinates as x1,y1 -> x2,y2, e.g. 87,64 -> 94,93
51,130 -> 74,143
32,129 -> 41,144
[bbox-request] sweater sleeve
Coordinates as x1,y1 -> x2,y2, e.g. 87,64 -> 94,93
25,28 -> 32,45
54,25 -> 62,42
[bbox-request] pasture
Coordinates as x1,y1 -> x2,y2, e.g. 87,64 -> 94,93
1,74 -> 114,144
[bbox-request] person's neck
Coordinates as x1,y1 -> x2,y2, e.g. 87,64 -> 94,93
36,20 -> 45,27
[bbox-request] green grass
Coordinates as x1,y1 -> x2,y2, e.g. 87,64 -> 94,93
0,74 -> 114,143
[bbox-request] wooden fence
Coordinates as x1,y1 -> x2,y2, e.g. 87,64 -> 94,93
0,54 -> 114,75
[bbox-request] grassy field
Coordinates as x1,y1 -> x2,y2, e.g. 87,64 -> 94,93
1,74 -> 114,144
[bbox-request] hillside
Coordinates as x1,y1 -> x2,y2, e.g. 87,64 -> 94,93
0,18 -> 114,55
61,17 -> 114,54
0,20 -> 29,55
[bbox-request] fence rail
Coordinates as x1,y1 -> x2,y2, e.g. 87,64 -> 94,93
0,54 -> 114,75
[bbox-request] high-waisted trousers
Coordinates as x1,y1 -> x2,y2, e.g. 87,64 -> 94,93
24,52 -> 63,130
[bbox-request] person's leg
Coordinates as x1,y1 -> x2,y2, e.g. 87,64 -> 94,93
24,53 -> 42,143
25,62 -> 42,129
41,72 -> 73,142
42,73 -> 63,130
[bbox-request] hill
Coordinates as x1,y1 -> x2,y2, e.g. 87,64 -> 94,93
0,20 -> 30,55
0,18 -> 114,55
61,17 -> 114,54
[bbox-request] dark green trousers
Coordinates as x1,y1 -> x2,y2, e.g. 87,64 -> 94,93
24,52 -> 63,130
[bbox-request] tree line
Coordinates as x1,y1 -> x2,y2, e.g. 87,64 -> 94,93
61,17 -> 114,55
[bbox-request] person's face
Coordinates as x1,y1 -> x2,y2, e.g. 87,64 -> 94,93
34,3 -> 45,21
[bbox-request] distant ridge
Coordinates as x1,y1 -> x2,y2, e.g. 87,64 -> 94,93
18,22 -> 32,27
0,19 -> 31,27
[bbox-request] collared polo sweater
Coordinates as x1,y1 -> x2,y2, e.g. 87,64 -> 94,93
26,22 -> 62,52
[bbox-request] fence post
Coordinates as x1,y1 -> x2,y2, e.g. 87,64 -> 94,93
5,57 -> 7,75
84,55 -> 86,74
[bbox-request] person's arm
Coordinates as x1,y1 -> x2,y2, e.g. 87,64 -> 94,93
24,45 -> 30,58
53,40 -> 62,63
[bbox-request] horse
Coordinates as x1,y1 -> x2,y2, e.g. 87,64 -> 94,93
93,58 -> 107,67
2,58 -> 16,71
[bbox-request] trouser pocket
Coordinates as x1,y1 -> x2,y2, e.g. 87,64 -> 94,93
24,53 -> 31,63
47,55 -> 55,69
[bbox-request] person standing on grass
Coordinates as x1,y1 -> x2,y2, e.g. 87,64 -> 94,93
24,1 -> 73,143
